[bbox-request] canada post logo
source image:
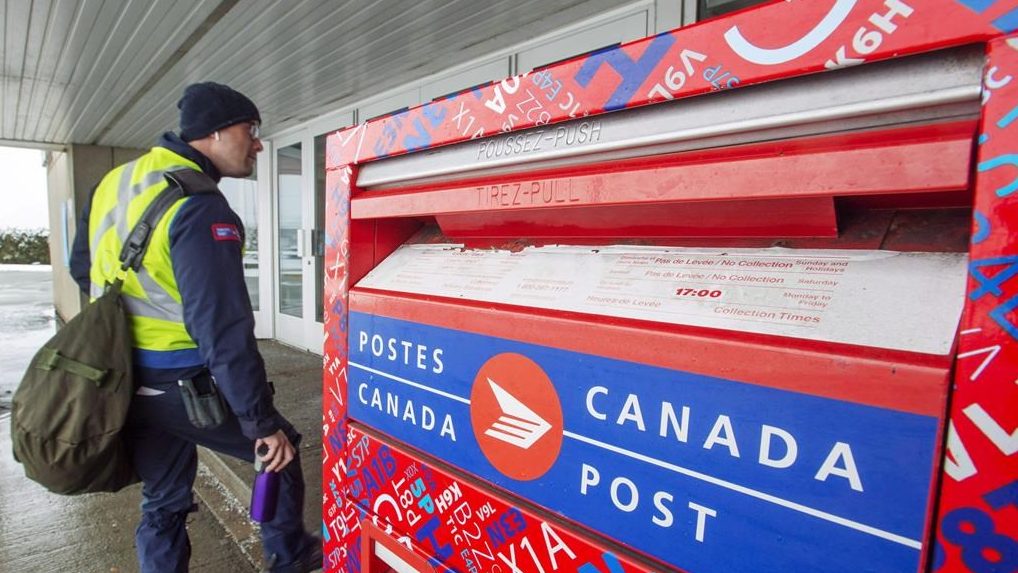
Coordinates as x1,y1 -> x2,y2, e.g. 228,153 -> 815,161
470,353 -> 563,480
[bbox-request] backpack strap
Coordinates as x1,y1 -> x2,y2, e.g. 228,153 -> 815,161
117,168 -> 218,272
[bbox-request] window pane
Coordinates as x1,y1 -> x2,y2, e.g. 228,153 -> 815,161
699,0 -> 768,19
277,143 -> 303,318
219,176 -> 259,310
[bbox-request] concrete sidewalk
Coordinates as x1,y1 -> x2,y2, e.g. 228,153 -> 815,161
193,340 -> 324,569
0,340 -> 323,572
0,413 -> 254,572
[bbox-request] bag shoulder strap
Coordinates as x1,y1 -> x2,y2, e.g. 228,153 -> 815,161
164,167 -> 220,195
117,168 -> 219,272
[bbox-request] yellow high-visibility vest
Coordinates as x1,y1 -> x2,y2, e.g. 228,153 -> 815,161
88,147 -> 203,368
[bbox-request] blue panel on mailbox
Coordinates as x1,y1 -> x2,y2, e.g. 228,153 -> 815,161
348,311 -> 938,573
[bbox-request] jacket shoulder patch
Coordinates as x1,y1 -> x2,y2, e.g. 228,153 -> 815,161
211,223 -> 241,242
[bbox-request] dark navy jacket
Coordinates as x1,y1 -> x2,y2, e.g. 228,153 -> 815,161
70,133 -> 283,440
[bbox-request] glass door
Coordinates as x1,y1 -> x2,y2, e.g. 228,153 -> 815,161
219,174 -> 270,338
274,137 -> 311,349
271,113 -> 353,352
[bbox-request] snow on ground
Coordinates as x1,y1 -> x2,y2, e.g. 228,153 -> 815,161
0,265 -> 55,408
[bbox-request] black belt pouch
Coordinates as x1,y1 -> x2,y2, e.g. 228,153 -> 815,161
178,371 -> 227,429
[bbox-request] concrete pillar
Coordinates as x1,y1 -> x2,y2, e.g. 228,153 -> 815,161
46,144 -> 145,323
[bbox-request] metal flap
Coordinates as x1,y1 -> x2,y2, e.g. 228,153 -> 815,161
358,46 -> 983,190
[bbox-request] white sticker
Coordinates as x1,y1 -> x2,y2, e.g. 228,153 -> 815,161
357,244 -> 967,355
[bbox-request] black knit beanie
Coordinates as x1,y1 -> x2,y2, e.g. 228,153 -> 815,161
177,82 -> 261,142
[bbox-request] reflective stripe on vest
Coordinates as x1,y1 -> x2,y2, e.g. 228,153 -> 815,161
89,165 -> 168,254
89,267 -> 184,323
88,147 -> 204,366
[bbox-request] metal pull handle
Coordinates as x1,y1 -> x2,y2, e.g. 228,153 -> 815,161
311,229 -> 325,257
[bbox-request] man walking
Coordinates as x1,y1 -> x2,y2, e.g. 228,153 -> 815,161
70,82 -> 320,573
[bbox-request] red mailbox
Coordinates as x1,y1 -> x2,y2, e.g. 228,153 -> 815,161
321,2 -> 1018,572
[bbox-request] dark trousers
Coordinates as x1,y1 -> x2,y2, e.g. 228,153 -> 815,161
124,386 -> 312,573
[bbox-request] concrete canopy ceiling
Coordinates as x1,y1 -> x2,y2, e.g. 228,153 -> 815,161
2,0 -> 636,150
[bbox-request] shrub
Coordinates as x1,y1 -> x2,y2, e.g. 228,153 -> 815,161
0,228 -> 50,264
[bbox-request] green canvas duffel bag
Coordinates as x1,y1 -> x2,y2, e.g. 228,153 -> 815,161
10,168 -> 215,494
11,279 -> 137,494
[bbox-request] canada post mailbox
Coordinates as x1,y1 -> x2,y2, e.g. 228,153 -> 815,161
320,3 -> 1018,573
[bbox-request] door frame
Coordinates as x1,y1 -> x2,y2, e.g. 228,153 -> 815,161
271,131 -> 311,350
253,145 -> 274,339
269,111 -> 354,352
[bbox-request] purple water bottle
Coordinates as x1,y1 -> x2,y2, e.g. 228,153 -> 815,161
250,444 -> 280,523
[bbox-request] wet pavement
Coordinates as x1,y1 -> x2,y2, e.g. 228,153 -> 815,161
0,265 -> 257,572
0,413 -> 255,573
0,265 -> 55,412
0,265 -> 322,572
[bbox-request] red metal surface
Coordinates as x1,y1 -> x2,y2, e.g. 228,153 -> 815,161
346,426 -> 662,573
323,2 -> 1018,572
324,497 -> 366,572
932,34 -> 1018,573
323,166 -> 354,571
329,0 -> 1002,169
433,197 -> 836,239
352,122 -> 975,219
407,206 -> 972,253
349,217 -> 423,286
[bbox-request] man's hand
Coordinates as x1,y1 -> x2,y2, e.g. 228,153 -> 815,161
255,430 -> 295,472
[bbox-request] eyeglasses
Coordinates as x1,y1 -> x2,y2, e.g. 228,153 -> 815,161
248,122 -> 261,140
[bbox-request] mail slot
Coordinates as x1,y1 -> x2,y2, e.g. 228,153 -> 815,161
321,4 -> 1018,573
